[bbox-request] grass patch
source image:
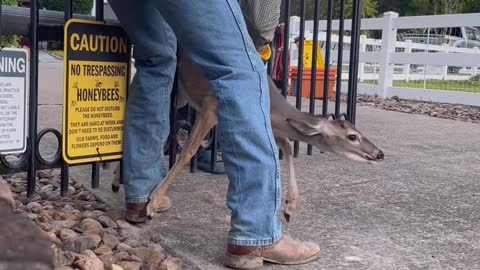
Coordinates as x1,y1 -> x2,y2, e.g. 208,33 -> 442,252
49,50 -> 64,59
361,79 -> 480,93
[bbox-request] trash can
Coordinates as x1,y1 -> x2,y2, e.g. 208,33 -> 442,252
289,66 -> 336,100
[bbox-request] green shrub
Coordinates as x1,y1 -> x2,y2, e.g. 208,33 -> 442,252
40,0 -> 95,15
469,75 -> 480,82
1,0 -> 21,48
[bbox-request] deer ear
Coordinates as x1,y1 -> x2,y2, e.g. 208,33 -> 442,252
287,118 -> 322,136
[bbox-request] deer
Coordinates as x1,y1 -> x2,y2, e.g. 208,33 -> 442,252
112,46 -> 384,222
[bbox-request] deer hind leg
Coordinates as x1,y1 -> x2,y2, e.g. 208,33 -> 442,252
146,108 -> 218,218
275,136 -> 298,222
112,163 -> 121,193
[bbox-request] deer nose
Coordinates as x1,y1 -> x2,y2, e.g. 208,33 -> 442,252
377,151 -> 384,160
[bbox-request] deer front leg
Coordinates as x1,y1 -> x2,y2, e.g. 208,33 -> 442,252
275,136 -> 298,222
146,109 -> 218,218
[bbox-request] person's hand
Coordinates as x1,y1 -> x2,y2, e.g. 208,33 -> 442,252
0,180 -> 15,213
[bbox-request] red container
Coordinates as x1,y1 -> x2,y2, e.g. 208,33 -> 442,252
289,66 -> 337,100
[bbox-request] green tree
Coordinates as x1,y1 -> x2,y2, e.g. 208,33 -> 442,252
378,0 -> 480,15
40,0 -> 94,15
345,0 -> 378,18
462,0 -> 480,13
282,0 -> 379,21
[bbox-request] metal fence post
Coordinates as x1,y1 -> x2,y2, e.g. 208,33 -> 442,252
335,0 -> 346,120
378,12 -> 398,98
322,0 -> 333,118
293,0 -> 306,158
346,0 -> 364,124
0,0 -> 2,37
90,0 -> 105,189
307,0 -> 321,155
281,0 -> 291,97
60,0 -> 73,196
27,0 -> 39,198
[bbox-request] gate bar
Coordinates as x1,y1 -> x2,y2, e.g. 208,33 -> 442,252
307,0 -> 321,156
347,0 -> 363,124
293,0 -> 306,157
335,0 -> 346,119
351,0 -> 363,124
0,0 -> 2,38
189,107 -> 197,173
27,0 -> 39,198
281,0 -> 291,97
278,0 -> 291,161
209,127 -> 218,172
322,0 -> 333,118
60,0 -> 73,196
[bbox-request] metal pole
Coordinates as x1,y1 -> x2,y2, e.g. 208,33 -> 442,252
27,0 -> 39,198
0,0 -> 3,38
278,0 -> 292,160
307,0 -> 321,156
95,0 -> 104,21
335,0 -> 346,119
350,0 -> 363,124
91,0 -> 104,189
189,107 -> 197,173
61,0 -> 73,196
64,0 -> 72,20
60,162 -> 69,196
281,0 -> 291,97
322,0 -> 333,118
209,127 -> 218,172
293,0 -> 306,157
347,0 -> 362,124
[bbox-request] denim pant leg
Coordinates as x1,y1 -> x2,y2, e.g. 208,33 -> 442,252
154,0 -> 282,246
108,0 -> 177,203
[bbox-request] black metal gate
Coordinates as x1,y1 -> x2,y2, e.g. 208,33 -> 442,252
0,0 -> 363,197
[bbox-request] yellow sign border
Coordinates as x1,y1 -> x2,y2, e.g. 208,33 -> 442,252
62,18 -> 131,165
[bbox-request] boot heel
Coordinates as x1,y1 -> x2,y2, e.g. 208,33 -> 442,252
224,253 -> 263,269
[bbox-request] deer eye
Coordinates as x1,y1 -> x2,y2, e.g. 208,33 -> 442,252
347,134 -> 357,141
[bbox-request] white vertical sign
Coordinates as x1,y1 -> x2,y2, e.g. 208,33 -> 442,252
0,48 -> 28,154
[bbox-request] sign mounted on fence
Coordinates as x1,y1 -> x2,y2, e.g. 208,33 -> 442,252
0,48 -> 28,155
62,19 -> 131,164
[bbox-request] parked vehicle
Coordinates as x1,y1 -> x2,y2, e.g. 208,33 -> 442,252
399,26 -> 480,49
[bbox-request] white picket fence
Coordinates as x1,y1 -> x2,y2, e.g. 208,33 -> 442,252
288,12 -> 480,106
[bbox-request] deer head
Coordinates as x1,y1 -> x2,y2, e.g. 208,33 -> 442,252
287,117 -> 384,163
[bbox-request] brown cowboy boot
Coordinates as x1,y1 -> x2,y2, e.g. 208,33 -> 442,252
224,235 -> 320,269
125,196 -> 172,223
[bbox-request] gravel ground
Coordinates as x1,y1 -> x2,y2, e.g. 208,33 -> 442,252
343,94 -> 480,124
0,169 -> 183,270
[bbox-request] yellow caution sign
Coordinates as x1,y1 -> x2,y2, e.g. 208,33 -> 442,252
302,40 -> 325,69
62,19 -> 131,164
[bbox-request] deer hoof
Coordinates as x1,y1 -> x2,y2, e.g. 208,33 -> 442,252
284,212 -> 291,222
111,184 -> 119,193
284,202 -> 297,223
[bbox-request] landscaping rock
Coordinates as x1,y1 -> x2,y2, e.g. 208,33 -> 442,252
0,169 -> 181,270
79,218 -> 104,234
103,234 -> 120,249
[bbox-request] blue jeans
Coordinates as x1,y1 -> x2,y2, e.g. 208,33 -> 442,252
108,0 -> 282,246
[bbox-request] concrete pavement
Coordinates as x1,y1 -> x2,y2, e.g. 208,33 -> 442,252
36,60 -> 480,270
